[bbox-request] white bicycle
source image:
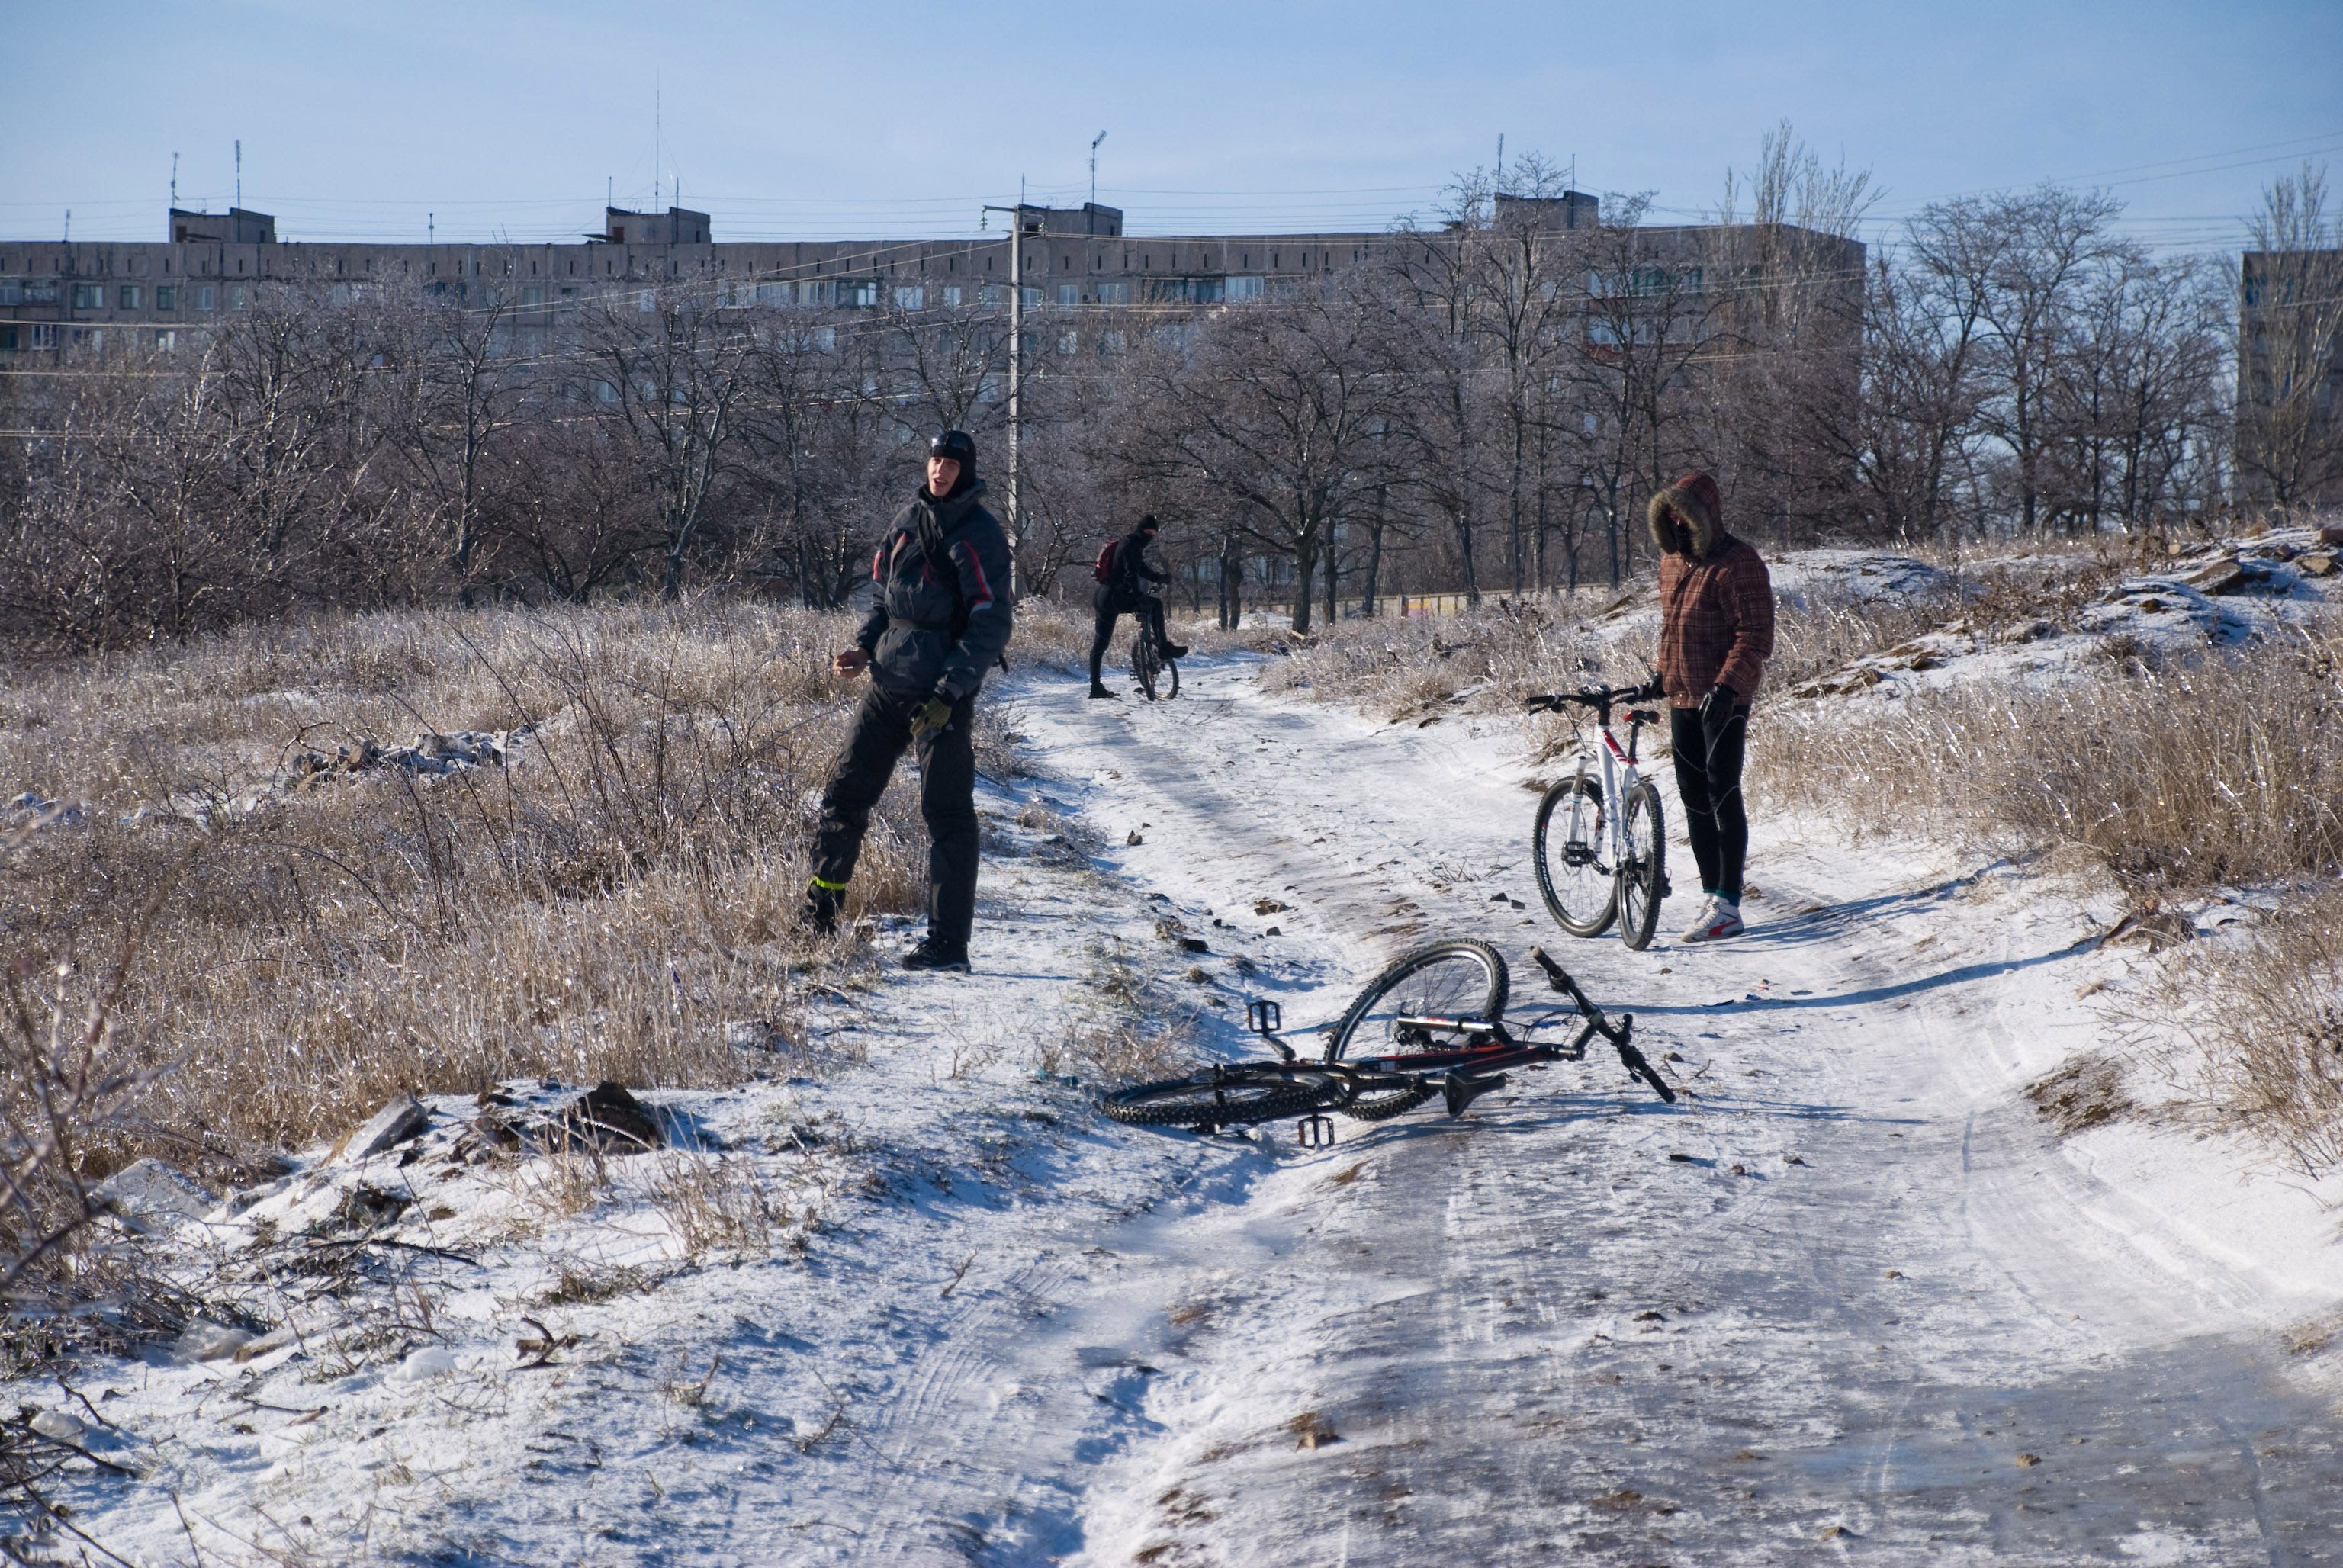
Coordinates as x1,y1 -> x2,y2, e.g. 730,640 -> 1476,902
1523,683 -> 1673,952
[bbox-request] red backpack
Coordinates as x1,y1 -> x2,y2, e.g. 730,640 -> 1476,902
1093,541 -> 1119,584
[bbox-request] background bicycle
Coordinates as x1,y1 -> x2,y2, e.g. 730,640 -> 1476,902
1130,623 -> 1180,700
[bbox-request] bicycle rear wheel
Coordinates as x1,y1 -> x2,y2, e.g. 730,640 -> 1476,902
1101,1064 -> 1347,1129
1617,782 -> 1666,952
1533,773 -> 1617,937
1339,1073 -> 1438,1122
1325,940 -> 1509,1065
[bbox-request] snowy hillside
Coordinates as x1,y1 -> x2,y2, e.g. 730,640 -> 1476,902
9,538 -> 2343,1566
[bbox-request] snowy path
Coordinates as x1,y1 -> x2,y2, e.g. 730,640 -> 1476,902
24,651 -> 2343,1566
963,655 -> 2343,1565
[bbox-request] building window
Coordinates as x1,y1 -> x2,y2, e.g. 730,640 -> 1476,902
0,326 -> 14,351
757,280 -> 792,303
1099,330 -> 1127,355
156,284 -> 176,310
72,284 -> 102,309
114,285 -> 140,310
940,285 -> 962,307
153,329 -> 175,352
1056,329 -> 1078,355
28,325 -> 56,349
196,285 -> 215,310
229,285 -> 249,309
1055,284 -> 1078,306
1095,282 -> 1129,305
842,280 -> 878,307
521,285 -> 545,307
638,290 -> 656,312
1225,277 -> 1264,303
895,285 -> 924,310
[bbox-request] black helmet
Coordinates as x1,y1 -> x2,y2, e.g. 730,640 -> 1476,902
930,429 -> 976,468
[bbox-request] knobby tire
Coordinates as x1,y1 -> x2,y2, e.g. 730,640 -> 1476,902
1533,773 -> 1617,938
1101,1065 -> 1348,1129
1618,782 -> 1666,952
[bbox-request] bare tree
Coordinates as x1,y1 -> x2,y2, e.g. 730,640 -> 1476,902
2239,162 -> 2343,511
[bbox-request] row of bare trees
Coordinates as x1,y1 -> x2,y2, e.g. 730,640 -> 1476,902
2,138 -> 2326,648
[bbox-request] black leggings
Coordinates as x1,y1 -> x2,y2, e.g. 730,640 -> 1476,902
1670,705 -> 1750,902
1088,599 -> 1168,683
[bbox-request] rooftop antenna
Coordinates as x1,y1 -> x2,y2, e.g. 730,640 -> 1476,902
654,72 -> 661,212
63,209 -> 70,242
1090,130 -> 1107,206
429,212 -> 435,244
171,151 -> 178,207
235,139 -> 242,209
1496,132 -> 1504,185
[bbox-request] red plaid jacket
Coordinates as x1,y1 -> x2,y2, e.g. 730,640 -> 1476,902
1657,537 -> 1776,708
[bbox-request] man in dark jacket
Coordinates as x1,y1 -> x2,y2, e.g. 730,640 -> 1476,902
1087,516 -> 1188,699
1649,471 -> 1775,944
803,430 -> 1014,972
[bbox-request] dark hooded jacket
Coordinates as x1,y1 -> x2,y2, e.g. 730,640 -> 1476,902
1649,473 -> 1775,708
1092,528 -> 1171,613
854,477 -> 1015,700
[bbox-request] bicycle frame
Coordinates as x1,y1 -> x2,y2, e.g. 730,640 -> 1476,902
1562,705 -> 1652,882
1243,945 -> 1673,1117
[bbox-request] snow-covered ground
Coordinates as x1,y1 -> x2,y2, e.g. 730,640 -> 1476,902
14,631 -> 2343,1565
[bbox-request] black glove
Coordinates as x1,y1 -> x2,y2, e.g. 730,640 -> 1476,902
908,692 -> 956,740
1638,673 -> 1666,702
1699,683 -> 1738,727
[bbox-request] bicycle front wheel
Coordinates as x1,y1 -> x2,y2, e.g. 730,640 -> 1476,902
1161,657 -> 1180,700
1617,782 -> 1666,952
1129,634 -> 1159,700
1101,1064 -> 1347,1129
1533,773 -> 1617,937
1325,940 -> 1509,1065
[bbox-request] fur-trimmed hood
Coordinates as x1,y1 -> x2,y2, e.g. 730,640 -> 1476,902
1647,473 -> 1724,559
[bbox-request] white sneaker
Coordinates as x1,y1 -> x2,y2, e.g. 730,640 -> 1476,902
1680,898 -> 1745,943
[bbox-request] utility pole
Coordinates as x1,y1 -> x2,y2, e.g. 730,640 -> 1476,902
980,187 -> 1031,594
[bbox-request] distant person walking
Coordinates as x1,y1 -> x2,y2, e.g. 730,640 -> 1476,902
1088,516 -> 1187,699
1649,472 -> 1775,944
803,430 -> 1014,972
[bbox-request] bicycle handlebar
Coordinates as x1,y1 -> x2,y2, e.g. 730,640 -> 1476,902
1524,683 -> 1663,715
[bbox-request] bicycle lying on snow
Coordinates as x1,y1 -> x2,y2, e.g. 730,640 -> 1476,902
1524,684 -> 1673,952
1101,940 -> 1675,1145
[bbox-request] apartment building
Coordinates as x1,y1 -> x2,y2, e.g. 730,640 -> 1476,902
0,196 -> 1858,359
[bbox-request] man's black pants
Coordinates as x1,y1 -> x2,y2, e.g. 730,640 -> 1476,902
811,685 -> 980,946
1670,704 -> 1750,902
1088,598 -> 1168,683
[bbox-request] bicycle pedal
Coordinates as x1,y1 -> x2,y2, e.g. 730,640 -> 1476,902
1296,1113 -> 1337,1149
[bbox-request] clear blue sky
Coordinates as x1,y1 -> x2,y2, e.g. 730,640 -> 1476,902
5,0 -> 2337,253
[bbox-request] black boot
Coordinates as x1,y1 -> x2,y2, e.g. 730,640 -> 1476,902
1088,682 -> 1119,699
902,935 -> 971,972
1161,642 -> 1190,660
800,882 -> 843,937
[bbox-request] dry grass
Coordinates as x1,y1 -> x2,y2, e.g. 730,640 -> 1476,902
1749,621 -> 2343,890
0,596 -> 943,1182
1257,596 -> 1621,737
649,1149 -> 780,1258
2163,882 -> 2343,1173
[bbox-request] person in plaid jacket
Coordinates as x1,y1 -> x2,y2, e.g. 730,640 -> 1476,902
1648,472 -> 1775,943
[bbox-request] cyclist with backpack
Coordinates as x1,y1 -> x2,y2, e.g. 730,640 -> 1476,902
1088,515 -> 1188,699
802,430 -> 1014,972
1648,471 -> 1774,944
